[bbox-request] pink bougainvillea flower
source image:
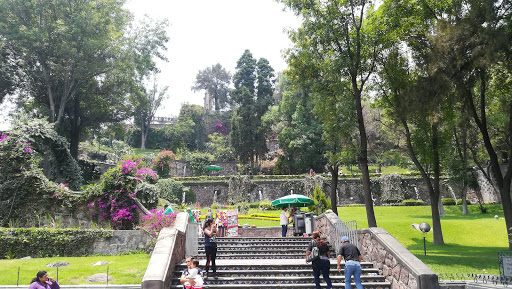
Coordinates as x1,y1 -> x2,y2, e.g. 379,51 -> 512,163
25,147 -> 31,153
0,135 -> 7,142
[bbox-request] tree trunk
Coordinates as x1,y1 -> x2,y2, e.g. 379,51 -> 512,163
329,165 -> 339,216
402,118 -> 444,244
354,89 -> 377,227
69,95 -> 81,159
467,72 -> 512,249
140,118 -> 146,150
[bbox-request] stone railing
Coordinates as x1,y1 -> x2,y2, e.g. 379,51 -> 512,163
141,212 -> 188,289
315,211 -> 439,289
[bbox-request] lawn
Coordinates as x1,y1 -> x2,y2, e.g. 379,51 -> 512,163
0,254 -> 150,285
337,204 -> 507,275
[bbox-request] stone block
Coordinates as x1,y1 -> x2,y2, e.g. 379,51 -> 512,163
382,264 -> 389,276
392,264 -> 401,280
409,274 -> 418,289
400,267 -> 409,284
392,278 -> 399,289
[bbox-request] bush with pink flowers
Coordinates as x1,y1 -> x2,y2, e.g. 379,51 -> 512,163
84,159 -> 159,229
139,209 -> 177,237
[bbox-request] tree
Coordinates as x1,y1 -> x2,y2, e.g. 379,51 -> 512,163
192,63 -> 231,111
230,50 -> 275,169
133,78 -> 168,150
281,0 -> 381,224
166,104 -> 206,152
0,0 -> 131,130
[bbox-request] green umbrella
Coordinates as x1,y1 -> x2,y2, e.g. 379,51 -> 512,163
205,165 -> 223,171
271,194 -> 315,208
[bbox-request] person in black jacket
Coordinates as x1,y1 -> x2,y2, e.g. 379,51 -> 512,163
337,236 -> 363,289
306,230 -> 332,289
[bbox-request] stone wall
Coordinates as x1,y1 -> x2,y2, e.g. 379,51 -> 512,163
91,230 -> 151,255
237,226 -> 294,237
170,160 -> 237,177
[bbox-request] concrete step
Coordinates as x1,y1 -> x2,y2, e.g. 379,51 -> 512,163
172,274 -> 386,284
174,259 -> 376,270
169,282 -> 391,289
172,268 -> 380,278
198,237 -> 311,243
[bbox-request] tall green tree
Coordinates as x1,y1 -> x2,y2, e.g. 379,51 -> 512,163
230,50 -> 275,169
281,0 -> 381,224
192,63 -> 231,111
0,0 -> 131,130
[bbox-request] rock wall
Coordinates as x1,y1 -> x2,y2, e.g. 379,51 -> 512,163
169,160 -> 237,177
92,230 -> 151,255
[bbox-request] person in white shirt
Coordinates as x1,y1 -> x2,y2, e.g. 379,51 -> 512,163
280,207 -> 291,237
184,260 -> 203,289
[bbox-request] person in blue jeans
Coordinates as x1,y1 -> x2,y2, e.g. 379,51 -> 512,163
337,236 -> 363,289
306,231 -> 332,289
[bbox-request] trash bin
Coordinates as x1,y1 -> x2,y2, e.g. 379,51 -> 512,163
304,212 -> 314,235
293,213 -> 306,236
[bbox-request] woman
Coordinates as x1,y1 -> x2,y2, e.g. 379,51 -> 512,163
28,271 -> 60,289
203,218 -> 219,280
306,231 -> 332,289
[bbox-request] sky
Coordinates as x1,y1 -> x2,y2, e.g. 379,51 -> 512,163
0,0 -> 302,130
125,0 -> 302,117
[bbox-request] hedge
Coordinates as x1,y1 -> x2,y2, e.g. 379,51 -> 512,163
442,198 -> 456,205
0,228 -> 113,259
401,199 -> 424,206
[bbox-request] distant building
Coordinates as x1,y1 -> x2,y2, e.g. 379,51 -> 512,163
149,116 -> 177,129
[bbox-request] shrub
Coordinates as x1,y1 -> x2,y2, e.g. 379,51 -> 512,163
211,203 -> 218,210
401,199 -> 424,206
153,150 -> 175,178
456,199 -> 469,205
442,198 -> 456,205
139,209 -> 177,238
83,159 -> 159,229
156,179 -> 186,203
183,151 -> 215,176
0,228 -> 113,259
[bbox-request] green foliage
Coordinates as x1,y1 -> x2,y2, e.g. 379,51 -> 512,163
456,199 -> 469,205
126,127 -> 170,149
152,150 -> 175,178
310,185 -> 331,213
156,179 -> 187,203
442,198 -> 456,205
0,228 -> 113,259
401,199 -> 424,206
192,63 -> 231,111
228,175 -> 256,205
183,151 -> 214,176
83,159 -> 159,229
206,133 -> 235,161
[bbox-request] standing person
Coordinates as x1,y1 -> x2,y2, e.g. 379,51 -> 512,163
203,218 -> 219,280
337,236 -> 363,289
306,231 -> 332,289
179,257 -> 203,289
206,208 -> 213,220
280,207 -> 290,237
28,271 -> 60,289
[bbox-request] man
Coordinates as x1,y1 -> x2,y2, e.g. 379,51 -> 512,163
280,207 -> 290,237
337,236 -> 363,289
179,256 -> 203,288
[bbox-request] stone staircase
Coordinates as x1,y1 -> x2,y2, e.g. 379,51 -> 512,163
169,236 -> 391,289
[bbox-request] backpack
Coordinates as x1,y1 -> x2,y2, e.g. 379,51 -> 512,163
306,240 -> 320,263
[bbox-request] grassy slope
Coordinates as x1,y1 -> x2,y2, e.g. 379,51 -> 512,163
0,254 -> 150,285
337,205 -> 507,275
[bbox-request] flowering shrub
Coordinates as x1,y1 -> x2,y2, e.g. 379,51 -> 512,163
152,150 -> 175,178
139,209 -> 177,238
84,159 -> 159,229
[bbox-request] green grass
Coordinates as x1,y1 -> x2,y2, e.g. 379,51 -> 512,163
0,254 -> 150,285
131,148 -> 160,155
337,204 -> 507,275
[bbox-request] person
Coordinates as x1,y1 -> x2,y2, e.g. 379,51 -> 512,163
203,218 -> 219,280
28,271 -> 60,289
337,236 -> 363,289
163,205 -> 174,215
179,257 -> 203,289
206,208 -> 213,219
280,207 -> 290,237
186,208 -> 194,223
306,231 -> 332,289
183,260 -> 203,289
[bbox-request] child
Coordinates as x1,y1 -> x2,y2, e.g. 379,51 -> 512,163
184,260 -> 203,289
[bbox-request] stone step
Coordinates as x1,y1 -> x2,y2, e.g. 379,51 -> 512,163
197,244 -> 315,249
172,275 -> 386,285
198,248 -> 313,254
169,282 -> 391,289
198,237 -> 311,243
172,268 -> 380,278
174,260 -> 376,271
